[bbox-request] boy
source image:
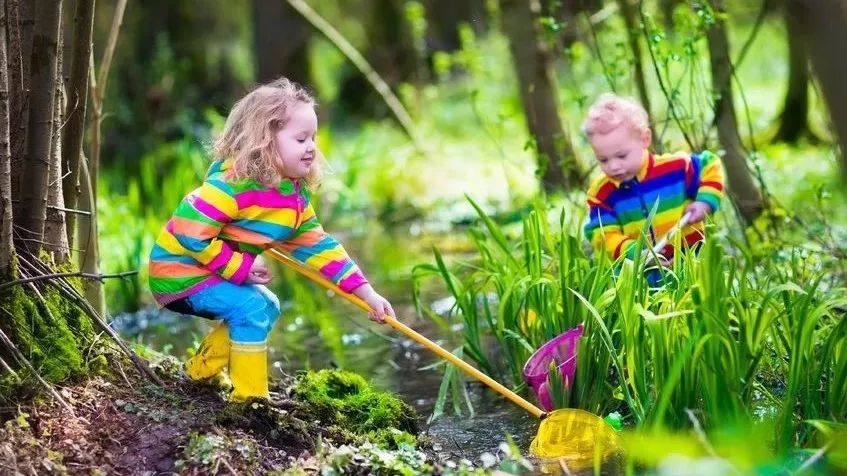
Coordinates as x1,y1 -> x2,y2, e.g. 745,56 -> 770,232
582,93 -> 724,262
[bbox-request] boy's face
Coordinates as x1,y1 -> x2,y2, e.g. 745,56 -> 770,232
274,103 -> 318,179
589,125 -> 651,182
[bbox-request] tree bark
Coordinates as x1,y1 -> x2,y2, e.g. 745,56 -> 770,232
7,0 -> 31,223
0,0 -> 15,280
44,31 -> 68,265
20,0 -> 63,256
251,0 -> 311,86
786,0 -> 847,182
61,0 -> 95,249
775,6 -> 811,144
705,0 -> 764,224
500,0 -> 584,192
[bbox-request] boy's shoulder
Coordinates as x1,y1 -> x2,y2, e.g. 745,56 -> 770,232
652,150 -> 693,166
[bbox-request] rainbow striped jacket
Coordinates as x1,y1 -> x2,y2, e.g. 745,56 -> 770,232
148,159 -> 367,306
583,150 -> 724,260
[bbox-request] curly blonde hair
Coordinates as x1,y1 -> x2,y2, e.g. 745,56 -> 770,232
213,77 -> 325,188
582,93 -> 649,138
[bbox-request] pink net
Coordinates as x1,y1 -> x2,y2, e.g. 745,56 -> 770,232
522,323 -> 584,411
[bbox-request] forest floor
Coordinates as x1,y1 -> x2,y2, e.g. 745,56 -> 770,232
0,351 -> 505,475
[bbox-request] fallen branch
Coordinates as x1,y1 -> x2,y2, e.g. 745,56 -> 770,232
0,270 -> 137,291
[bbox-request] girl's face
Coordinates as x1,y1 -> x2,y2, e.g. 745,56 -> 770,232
274,103 -> 318,179
589,124 -> 651,182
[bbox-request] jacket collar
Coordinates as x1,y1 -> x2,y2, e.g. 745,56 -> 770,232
609,150 -> 652,187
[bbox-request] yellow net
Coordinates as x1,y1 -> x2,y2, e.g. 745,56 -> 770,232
530,409 -> 621,466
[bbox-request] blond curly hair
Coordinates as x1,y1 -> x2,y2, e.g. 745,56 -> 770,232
213,77 -> 325,188
582,93 -> 649,138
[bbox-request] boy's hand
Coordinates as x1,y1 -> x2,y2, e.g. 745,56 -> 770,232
246,255 -> 272,284
684,201 -> 712,223
352,284 -> 396,324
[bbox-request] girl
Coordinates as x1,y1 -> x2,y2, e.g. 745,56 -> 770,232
148,77 -> 395,402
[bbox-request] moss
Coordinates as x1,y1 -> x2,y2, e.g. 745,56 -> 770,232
292,369 -> 419,447
367,427 -> 418,449
0,284 -> 93,402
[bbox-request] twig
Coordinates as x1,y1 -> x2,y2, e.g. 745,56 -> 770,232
219,457 -> 238,476
0,314 -> 74,413
285,0 -> 424,152
46,205 -> 91,216
638,1 -> 695,149
0,270 -> 137,291
0,355 -> 17,376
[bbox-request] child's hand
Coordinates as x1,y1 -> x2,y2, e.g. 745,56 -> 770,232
683,201 -> 712,223
247,255 -> 272,284
352,284 -> 396,324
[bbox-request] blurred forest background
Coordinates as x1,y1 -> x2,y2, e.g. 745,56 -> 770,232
85,0 -> 847,314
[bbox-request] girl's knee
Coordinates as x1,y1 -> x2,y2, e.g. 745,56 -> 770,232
258,287 -> 281,330
228,287 -> 281,342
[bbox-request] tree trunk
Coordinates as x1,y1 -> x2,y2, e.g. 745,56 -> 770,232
775,6 -> 811,144
425,0 -> 487,52
44,40 -> 68,265
500,0 -> 584,192
20,0 -> 63,256
337,0 -> 418,116
616,0 -> 654,136
786,0 -> 847,182
7,0 -> 31,224
61,0 -> 95,249
79,0 -> 128,318
0,0 -> 15,280
252,0 -> 311,86
78,155 -> 104,317
705,0 -> 764,224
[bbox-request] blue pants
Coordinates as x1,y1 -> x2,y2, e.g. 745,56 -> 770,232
183,282 -> 281,344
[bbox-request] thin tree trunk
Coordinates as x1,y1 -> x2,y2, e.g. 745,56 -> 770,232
0,0 -> 15,280
44,32 -> 68,265
775,7 -> 811,144
500,0 -> 584,192
251,0 -> 311,86
616,0 -> 654,136
705,0 -> 764,224
78,0 -> 126,317
425,0 -> 487,52
337,0 -> 418,116
61,0 -> 95,249
20,0 -> 63,256
786,0 -> 847,182
7,0 -> 30,223
78,154 -> 104,316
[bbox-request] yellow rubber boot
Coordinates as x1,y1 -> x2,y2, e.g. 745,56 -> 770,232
185,322 -> 230,383
229,342 -> 270,401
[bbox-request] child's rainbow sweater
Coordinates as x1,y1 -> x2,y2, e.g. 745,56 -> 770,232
584,150 -> 724,260
148,159 -> 367,306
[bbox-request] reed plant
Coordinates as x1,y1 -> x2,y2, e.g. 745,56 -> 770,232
414,197 -> 847,453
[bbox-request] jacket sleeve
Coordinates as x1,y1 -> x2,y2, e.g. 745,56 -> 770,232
584,190 -> 636,260
277,202 -> 368,293
686,150 -> 725,212
166,178 -> 255,284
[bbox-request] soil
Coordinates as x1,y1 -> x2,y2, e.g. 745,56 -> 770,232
0,356 -> 436,475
